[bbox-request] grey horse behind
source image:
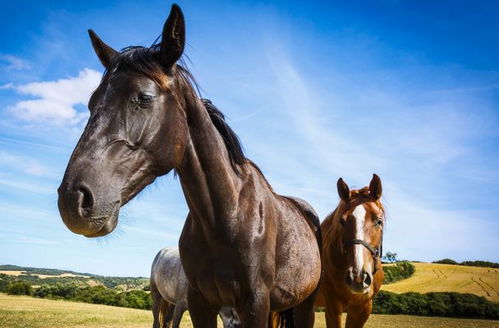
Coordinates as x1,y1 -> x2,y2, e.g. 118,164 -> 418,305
150,247 -> 241,328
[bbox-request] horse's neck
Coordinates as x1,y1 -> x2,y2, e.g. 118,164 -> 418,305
328,210 -> 348,266
176,96 -> 243,228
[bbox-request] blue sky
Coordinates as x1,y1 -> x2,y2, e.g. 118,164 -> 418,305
1,0 -> 498,276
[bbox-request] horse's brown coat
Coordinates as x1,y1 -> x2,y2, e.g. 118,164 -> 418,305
57,4 -> 321,328
317,175 -> 385,328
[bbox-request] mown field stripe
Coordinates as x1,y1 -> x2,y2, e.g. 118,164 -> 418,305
382,263 -> 499,302
1,294 -> 498,328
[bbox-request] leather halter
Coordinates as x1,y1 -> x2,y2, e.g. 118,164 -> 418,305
344,239 -> 382,259
343,234 -> 383,274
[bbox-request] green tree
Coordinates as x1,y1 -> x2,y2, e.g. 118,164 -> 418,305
383,251 -> 398,263
6,281 -> 33,296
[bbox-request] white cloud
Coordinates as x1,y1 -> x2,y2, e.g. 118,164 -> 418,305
18,236 -> 60,246
0,83 -> 14,89
0,136 -> 69,153
0,150 -> 52,178
24,162 -> 47,176
8,68 -> 101,125
0,54 -> 31,70
0,177 -> 53,195
385,189 -> 499,262
254,42 -> 499,262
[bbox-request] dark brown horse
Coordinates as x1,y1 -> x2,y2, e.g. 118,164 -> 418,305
316,175 -> 384,328
57,4 -> 321,327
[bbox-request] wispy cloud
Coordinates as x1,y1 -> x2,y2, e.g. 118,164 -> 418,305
0,150 -> 54,178
18,236 -> 60,245
0,176 -> 54,195
255,40 -> 499,262
7,68 -> 101,125
0,83 -> 14,89
0,136 -> 70,153
121,226 -> 180,241
0,54 -> 31,70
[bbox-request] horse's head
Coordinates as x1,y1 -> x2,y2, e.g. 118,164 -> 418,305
58,5 -> 190,237
335,174 -> 384,294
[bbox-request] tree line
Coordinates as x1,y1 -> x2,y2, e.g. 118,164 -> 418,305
373,291 -> 498,319
3,272 -> 498,319
433,259 -> 499,268
1,278 -> 151,310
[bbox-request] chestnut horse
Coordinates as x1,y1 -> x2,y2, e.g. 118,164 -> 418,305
317,174 -> 384,328
57,4 -> 321,328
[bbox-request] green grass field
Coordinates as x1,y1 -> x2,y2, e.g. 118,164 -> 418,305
1,294 -> 497,328
382,263 -> 499,302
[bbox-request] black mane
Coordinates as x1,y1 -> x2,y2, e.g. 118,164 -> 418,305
202,98 -> 246,173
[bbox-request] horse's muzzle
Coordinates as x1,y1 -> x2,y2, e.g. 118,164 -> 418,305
345,267 -> 372,294
57,180 -> 119,238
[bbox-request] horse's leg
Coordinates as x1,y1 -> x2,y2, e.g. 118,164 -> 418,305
171,301 -> 187,328
292,287 -> 319,328
345,301 -> 372,328
238,291 -> 270,328
324,298 -> 342,328
219,307 -> 241,328
267,312 -> 279,328
187,286 -> 218,328
163,302 -> 174,328
151,281 -> 163,328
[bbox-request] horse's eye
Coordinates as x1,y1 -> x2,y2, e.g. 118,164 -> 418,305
376,218 -> 383,226
340,218 -> 346,226
134,94 -> 155,108
139,94 -> 153,102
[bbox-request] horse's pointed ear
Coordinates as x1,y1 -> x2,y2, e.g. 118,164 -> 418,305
159,4 -> 185,69
88,29 -> 118,69
369,174 -> 382,200
337,178 -> 350,202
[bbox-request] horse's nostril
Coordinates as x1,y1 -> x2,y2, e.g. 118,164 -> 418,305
345,272 -> 353,286
76,185 -> 94,213
363,272 -> 372,286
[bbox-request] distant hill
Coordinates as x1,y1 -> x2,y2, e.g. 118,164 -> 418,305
382,262 -> 499,302
0,264 -> 139,278
0,264 -> 93,278
0,264 -> 148,291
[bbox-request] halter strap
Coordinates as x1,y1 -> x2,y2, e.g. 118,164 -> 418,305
344,237 -> 383,274
344,239 -> 381,258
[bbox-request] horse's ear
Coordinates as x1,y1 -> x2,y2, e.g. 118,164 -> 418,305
369,174 -> 382,200
337,178 -> 350,202
88,29 -> 118,69
159,4 -> 185,69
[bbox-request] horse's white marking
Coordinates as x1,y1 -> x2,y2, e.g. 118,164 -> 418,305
352,205 -> 366,272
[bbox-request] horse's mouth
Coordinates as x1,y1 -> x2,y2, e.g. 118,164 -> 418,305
349,286 -> 371,295
83,208 -> 119,238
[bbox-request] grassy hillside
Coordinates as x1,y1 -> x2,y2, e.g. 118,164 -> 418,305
0,265 -> 94,277
382,263 -> 499,302
0,265 -> 148,291
1,294 -> 497,328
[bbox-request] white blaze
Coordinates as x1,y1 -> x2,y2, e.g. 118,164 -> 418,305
352,205 -> 366,272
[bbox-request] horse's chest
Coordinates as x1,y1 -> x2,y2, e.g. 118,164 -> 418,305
180,229 -> 272,306
183,251 -> 242,305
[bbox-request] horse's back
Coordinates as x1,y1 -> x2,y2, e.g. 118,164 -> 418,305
151,247 -> 188,305
282,196 -> 321,243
